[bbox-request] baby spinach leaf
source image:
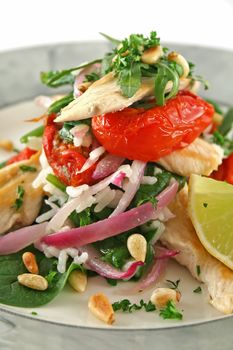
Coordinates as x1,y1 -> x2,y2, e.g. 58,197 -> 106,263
0,247 -> 77,308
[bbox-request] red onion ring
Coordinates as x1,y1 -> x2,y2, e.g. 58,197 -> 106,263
42,181 -> 178,249
92,154 -> 125,180
0,222 -> 48,255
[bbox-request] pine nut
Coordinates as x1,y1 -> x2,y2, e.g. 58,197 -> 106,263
18,273 -> 48,291
141,45 -> 163,65
168,51 -> 190,79
213,112 -> 223,126
88,293 -> 115,325
150,287 -> 181,308
127,233 -> 147,262
68,270 -> 87,293
22,252 -> 39,274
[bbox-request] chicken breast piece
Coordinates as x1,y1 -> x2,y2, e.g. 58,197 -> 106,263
0,152 -> 44,235
158,138 -> 223,177
55,72 -> 191,122
160,186 -> 233,314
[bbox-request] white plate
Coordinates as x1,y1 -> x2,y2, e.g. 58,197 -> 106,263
0,100 -> 230,330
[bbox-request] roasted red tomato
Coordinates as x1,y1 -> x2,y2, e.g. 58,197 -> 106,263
43,114 -> 95,186
211,153 -> 233,185
7,147 -> 37,165
92,91 -> 214,162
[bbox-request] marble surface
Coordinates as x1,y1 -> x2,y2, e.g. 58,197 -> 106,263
0,42 -> 233,350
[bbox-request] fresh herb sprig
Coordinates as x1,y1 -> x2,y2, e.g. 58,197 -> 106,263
19,165 -> 37,173
159,300 -> 183,320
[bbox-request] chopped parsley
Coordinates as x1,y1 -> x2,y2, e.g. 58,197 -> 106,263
159,300 -> 183,320
46,174 -> 67,193
12,185 -> 25,210
196,265 -> 201,276
193,286 -> 202,294
112,299 -> 156,313
19,165 -> 37,172
31,311 -> 38,316
166,279 -> 180,291
203,203 -> 208,208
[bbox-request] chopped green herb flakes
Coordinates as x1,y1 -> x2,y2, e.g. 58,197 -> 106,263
193,286 -> 202,294
112,299 -> 156,313
196,265 -> 201,276
20,165 -> 37,172
166,279 -> 180,291
203,203 -> 208,208
159,300 -> 183,320
12,185 -> 25,210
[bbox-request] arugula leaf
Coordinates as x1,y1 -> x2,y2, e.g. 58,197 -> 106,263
0,161 -> 7,169
40,59 -> 102,88
48,93 -> 74,114
159,300 -> 183,320
206,98 -> 224,115
12,185 -> 25,210
112,299 -> 156,313
20,126 -> 44,144
59,119 -> 91,143
118,62 -> 141,98
0,246 -> 79,307
46,174 -> 67,193
19,165 -> 37,172
99,32 -> 121,46
219,107 -> 233,136
84,72 -> 100,82
154,61 -> 179,106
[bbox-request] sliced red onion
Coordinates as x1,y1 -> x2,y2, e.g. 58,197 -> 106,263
110,160 -> 146,217
0,222 -> 48,255
42,181 -> 178,248
73,63 -> 101,97
80,245 -> 143,280
154,245 -> 179,259
135,246 -> 179,291
135,258 -> 168,292
92,154 -> 125,180
111,171 -> 126,188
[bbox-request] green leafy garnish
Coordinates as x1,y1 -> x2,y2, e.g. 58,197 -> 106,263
46,174 -> 67,193
99,32 -> 121,46
112,299 -> 156,313
59,119 -> 91,144
159,300 -> 183,320
118,62 -> 141,98
20,126 -> 44,144
19,165 -> 37,172
218,107 -> 233,136
166,279 -> 180,291
48,92 -> 74,114
0,161 -> 7,169
196,265 -> 201,276
40,59 -> 102,88
12,185 -> 25,210
84,72 -> 100,82
203,202 -> 208,208
154,61 -> 179,106
193,286 -> 202,294
206,98 -> 224,115
31,311 -> 38,316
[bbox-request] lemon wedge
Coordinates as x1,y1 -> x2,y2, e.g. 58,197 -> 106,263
188,174 -> 233,270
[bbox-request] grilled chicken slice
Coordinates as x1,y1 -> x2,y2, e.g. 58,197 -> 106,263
0,152 -> 43,235
158,138 -> 223,176
55,72 -> 191,122
160,186 -> 233,314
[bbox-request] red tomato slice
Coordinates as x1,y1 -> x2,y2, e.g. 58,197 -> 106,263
211,153 -> 233,185
92,91 -> 214,162
43,114 -> 95,187
7,147 -> 37,165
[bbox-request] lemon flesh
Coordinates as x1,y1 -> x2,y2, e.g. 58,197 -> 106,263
188,174 -> 233,270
